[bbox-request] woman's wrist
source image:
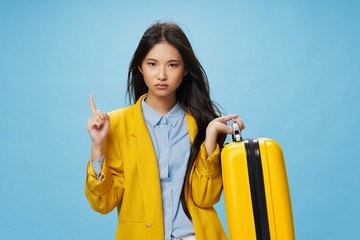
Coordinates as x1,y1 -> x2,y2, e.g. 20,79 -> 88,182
205,126 -> 218,157
91,143 -> 104,161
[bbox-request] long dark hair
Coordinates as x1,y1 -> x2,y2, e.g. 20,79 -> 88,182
127,22 -> 225,219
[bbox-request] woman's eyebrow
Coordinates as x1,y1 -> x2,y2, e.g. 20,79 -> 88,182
145,58 -> 158,62
145,58 -> 180,63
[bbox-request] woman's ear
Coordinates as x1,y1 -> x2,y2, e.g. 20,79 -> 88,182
183,71 -> 188,77
138,66 -> 143,74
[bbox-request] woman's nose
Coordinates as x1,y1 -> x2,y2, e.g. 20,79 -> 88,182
157,66 -> 167,81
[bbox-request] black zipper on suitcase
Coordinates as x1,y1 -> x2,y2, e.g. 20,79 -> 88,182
245,139 -> 271,240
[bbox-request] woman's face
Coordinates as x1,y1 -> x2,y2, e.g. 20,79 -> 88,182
139,42 -> 187,101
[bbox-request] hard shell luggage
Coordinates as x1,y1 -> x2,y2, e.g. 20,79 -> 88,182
221,123 -> 295,240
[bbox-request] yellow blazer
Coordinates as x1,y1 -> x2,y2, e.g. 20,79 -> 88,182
85,95 -> 228,240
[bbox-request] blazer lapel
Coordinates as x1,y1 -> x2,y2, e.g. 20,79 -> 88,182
186,112 -> 197,143
129,96 -> 164,227
128,98 -> 197,231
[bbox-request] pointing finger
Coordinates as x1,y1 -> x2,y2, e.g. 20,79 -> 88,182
89,95 -> 97,114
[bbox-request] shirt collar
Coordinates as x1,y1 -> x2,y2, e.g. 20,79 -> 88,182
141,97 -> 185,127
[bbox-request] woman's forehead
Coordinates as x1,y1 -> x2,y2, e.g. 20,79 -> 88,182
144,42 -> 183,61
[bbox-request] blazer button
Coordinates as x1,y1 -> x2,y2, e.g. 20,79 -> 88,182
146,224 -> 152,228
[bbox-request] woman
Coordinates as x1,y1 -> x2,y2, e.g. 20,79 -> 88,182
85,22 -> 244,240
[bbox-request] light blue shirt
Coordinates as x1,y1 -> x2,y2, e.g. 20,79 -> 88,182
91,98 -> 194,240
141,98 -> 194,240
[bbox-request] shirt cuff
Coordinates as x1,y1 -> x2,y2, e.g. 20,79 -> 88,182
91,155 -> 104,180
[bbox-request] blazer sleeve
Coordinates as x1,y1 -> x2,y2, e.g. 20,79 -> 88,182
190,142 -> 223,208
84,116 -> 125,214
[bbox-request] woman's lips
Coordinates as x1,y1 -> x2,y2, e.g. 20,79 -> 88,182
155,84 -> 169,89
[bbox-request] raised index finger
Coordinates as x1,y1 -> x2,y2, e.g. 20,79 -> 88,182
89,95 -> 97,114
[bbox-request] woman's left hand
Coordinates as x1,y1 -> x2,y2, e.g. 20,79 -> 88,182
205,114 -> 245,156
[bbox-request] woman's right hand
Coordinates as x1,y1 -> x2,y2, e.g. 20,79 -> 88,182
86,95 -> 110,160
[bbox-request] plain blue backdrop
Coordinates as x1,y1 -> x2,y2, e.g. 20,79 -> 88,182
1,0 -> 359,239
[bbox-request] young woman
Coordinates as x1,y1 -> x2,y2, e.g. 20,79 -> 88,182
85,22 -> 244,240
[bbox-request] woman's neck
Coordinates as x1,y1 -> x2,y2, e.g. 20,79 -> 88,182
145,94 -> 177,115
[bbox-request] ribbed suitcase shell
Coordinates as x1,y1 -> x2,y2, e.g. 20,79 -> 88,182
221,138 -> 295,240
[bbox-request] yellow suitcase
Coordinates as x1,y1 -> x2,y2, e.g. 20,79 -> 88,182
221,123 -> 295,239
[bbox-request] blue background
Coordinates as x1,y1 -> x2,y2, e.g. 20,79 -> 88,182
1,0 -> 359,239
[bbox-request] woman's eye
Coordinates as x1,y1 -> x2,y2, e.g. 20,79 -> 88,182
148,62 -> 156,67
169,63 -> 177,68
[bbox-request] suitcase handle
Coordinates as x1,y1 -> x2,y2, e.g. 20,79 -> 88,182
232,122 -> 243,142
